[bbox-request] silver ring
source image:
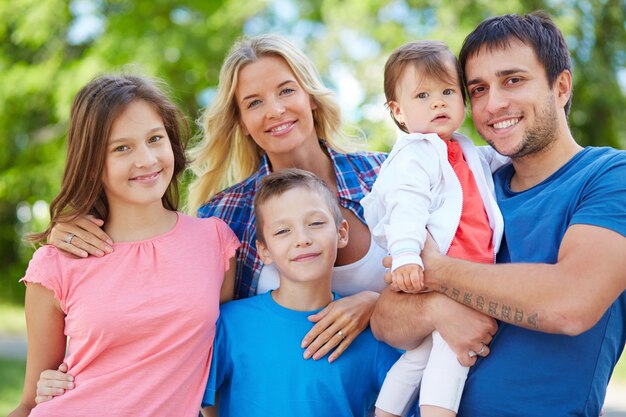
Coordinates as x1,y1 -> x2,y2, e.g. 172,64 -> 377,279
477,344 -> 486,355
337,330 -> 345,339
65,232 -> 75,244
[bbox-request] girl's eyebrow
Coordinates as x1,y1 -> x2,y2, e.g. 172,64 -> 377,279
109,126 -> 165,143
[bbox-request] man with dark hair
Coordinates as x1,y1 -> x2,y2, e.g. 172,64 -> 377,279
372,12 -> 626,416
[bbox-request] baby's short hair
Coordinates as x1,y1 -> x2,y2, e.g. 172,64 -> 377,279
254,168 -> 344,244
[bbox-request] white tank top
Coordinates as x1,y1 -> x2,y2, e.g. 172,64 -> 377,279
256,235 -> 388,296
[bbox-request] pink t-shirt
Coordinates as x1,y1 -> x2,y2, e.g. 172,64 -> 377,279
23,213 -> 240,417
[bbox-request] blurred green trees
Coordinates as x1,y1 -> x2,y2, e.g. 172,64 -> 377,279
1,0 -> 624,303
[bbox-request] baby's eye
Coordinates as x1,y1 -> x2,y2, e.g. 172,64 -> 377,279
443,88 -> 455,95
309,221 -> 326,227
416,92 -> 428,99
274,228 -> 289,236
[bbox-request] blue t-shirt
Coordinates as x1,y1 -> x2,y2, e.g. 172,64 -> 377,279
458,147 -> 626,416
203,291 -> 400,417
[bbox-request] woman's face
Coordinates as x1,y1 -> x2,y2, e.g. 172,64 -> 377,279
235,55 -> 319,160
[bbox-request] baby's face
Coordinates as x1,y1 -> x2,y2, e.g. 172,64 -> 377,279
390,61 -> 465,141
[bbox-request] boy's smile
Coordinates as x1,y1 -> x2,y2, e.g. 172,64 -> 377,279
256,186 -> 348,290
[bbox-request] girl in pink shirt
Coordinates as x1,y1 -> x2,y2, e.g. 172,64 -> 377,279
9,74 -> 239,417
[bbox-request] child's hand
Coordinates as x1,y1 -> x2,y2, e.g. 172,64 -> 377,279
391,264 -> 424,293
35,363 -> 74,404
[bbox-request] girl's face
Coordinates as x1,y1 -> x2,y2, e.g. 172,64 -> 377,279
389,60 -> 465,141
235,55 -> 319,160
102,100 -> 174,212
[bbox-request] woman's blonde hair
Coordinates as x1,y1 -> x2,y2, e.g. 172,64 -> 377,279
188,33 -> 357,213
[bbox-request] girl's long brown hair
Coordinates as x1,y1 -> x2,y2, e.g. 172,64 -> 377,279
31,74 -> 189,244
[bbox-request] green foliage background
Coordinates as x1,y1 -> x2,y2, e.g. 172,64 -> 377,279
1,0 -> 625,304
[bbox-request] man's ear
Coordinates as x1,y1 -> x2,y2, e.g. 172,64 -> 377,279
337,219 -> 349,249
554,69 -> 572,109
256,240 -> 273,265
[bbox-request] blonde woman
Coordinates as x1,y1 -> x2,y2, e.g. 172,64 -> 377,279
50,34 -> 388,362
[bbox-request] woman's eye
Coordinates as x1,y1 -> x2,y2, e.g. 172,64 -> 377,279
247,99 -> 262,109
149,135 -> 163,143
280,87 -> 295,95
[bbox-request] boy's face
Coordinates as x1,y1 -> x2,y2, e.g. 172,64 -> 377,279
389,60 -> 465,141
256,186 -> 348,286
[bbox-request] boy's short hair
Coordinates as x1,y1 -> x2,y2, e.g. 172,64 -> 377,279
458,11 -> 572,115
254,168 -> 344,244
384,40 -> 464,133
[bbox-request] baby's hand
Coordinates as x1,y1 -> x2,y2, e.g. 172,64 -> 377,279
391,264 -> 424,293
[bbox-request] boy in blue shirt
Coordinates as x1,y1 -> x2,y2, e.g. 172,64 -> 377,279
201,168 -> 400,417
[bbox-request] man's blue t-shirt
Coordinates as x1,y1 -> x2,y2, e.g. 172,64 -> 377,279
458,147 -> 626,416
202,291 -> 400,417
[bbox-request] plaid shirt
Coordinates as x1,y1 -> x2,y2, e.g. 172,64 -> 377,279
197,142 -> 387,299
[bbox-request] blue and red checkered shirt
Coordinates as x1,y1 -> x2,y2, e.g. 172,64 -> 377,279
197,141 -> 387,299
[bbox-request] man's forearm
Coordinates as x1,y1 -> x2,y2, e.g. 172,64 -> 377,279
424,225 -> 626,335
370,288 -> 435,349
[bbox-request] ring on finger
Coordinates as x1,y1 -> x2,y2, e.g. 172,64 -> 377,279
65,232 -> 75,244
477,344 -> 487,355
337,329 -> 345,340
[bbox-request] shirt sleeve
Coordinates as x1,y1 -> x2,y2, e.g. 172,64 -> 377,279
362,137 -> 440,271
571,153 -> 626,237
20,246 -> 66,311
212,217 -> 242,272
202,317 -> 230,407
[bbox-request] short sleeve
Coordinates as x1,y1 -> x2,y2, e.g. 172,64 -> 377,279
571,154 -> 626,237
202,317 -> 229,407
211,217 -> 241,271
21,246 -> 65,309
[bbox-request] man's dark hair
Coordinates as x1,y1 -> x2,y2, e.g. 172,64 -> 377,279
459,11 -> 572,115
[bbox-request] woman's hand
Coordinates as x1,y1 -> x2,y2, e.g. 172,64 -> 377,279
48,215 -> 113,257
301,291 -> 379,363
35,363 -> 74,404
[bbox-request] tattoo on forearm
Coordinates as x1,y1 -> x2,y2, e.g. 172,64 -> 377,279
488,301 -> 498,316
476,296 -> 485,311
443,287 -> 539,329
463,292 -> 473,305
501,305 -> 511,321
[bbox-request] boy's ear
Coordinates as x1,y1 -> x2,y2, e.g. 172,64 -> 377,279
388,101 -> 404,126
336,219 -> 349,249
256,240 -> 273,265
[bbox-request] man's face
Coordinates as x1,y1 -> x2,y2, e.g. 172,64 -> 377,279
465,39 -> 562,159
